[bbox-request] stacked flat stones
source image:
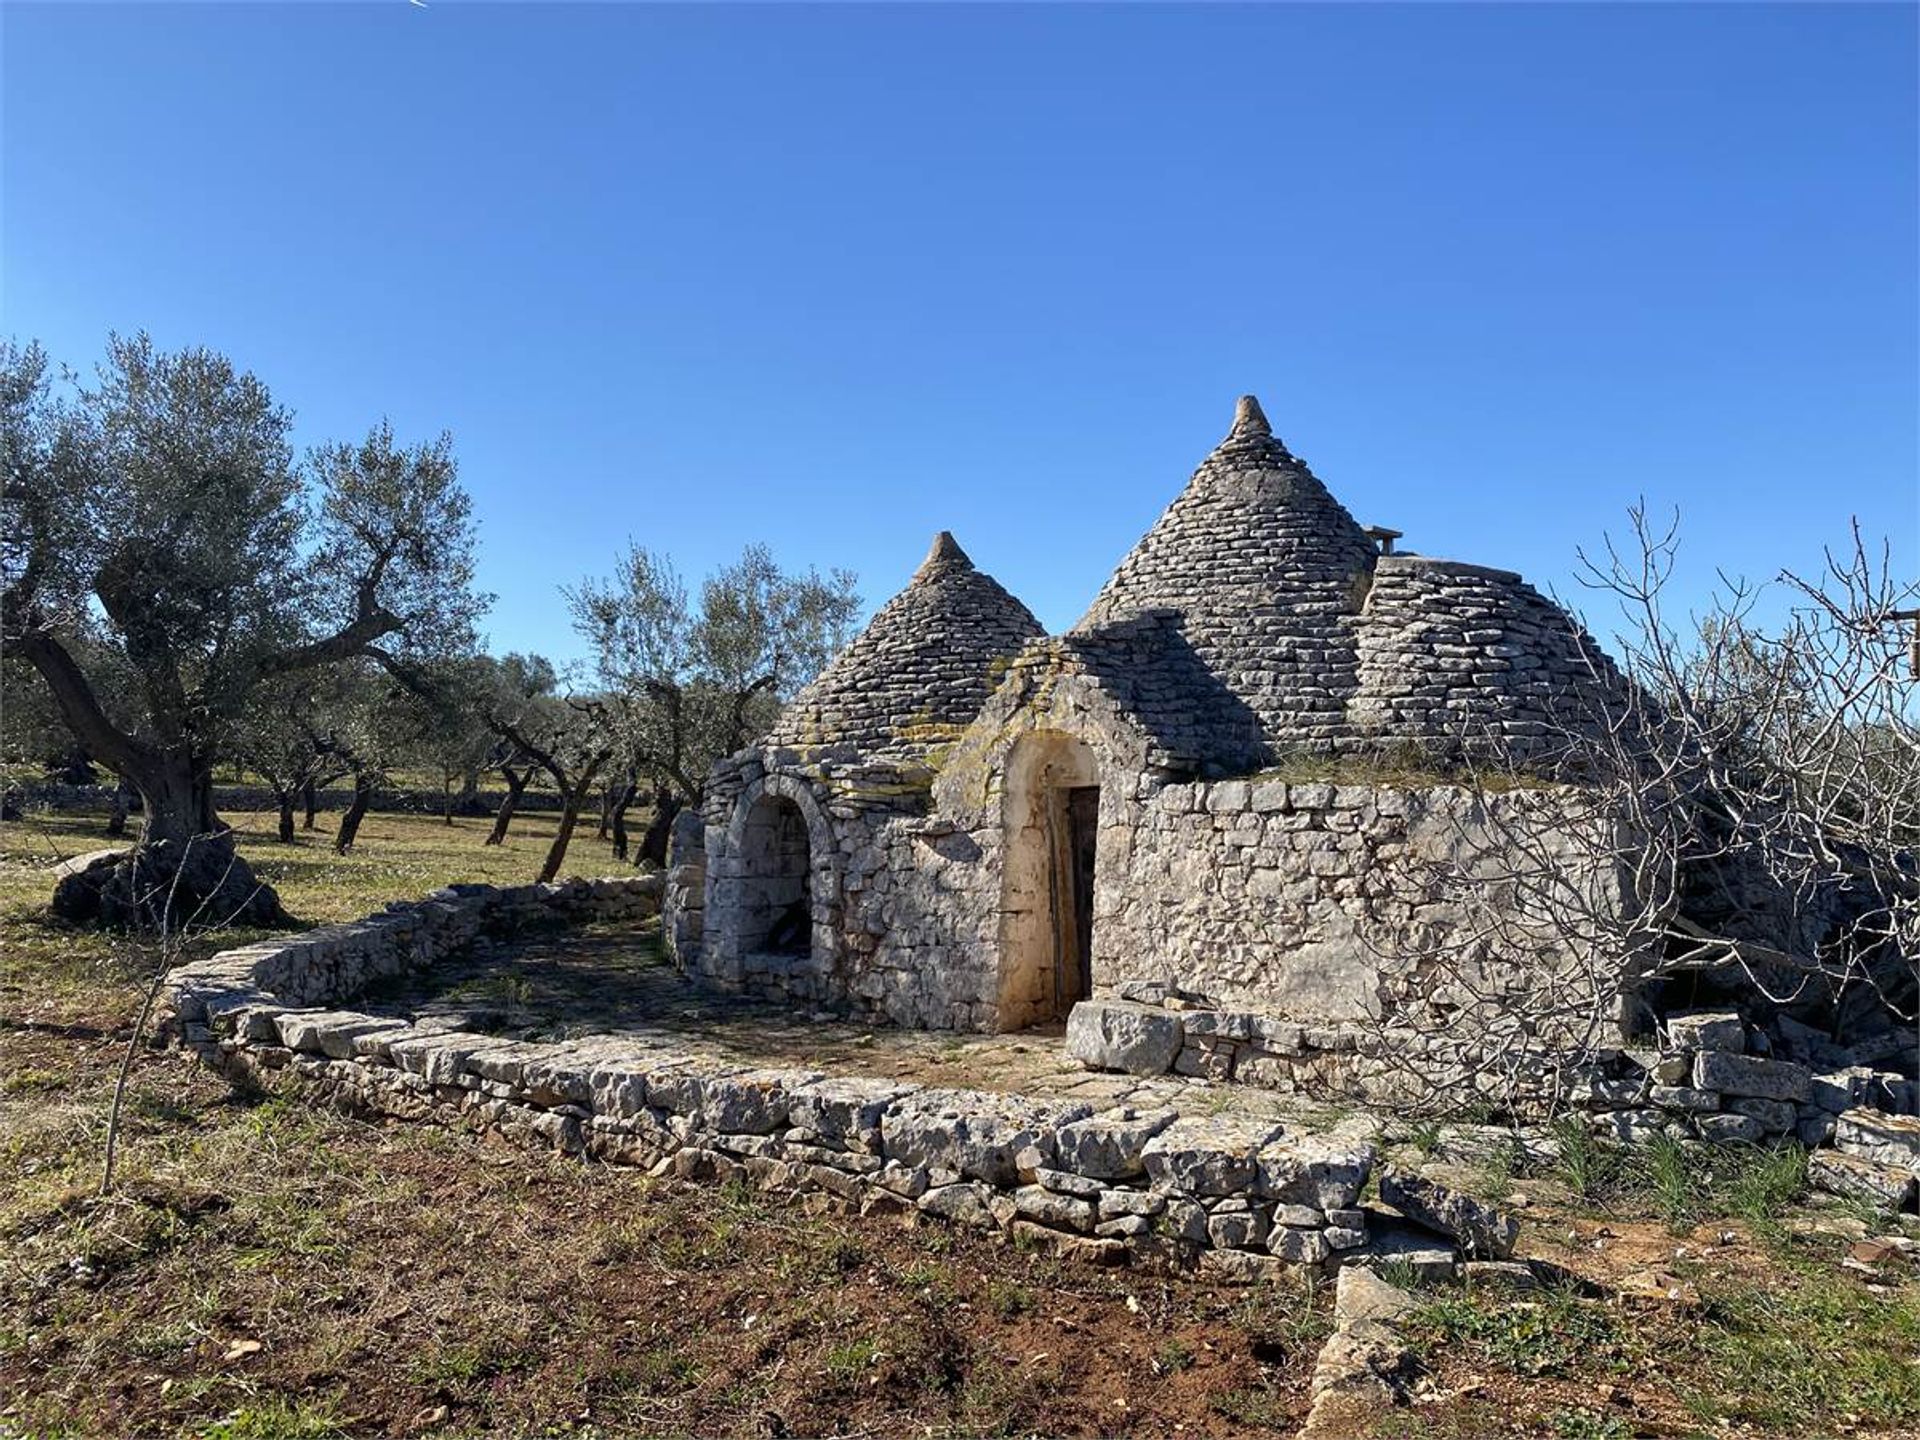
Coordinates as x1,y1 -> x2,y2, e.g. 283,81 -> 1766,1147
1350,557 -> 1623,767
163,897 -> 1383,1273
1077,396 -> 1380,762
763,532 -> 1042,770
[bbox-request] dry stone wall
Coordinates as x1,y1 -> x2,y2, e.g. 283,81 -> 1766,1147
160,885 -> 1385,1277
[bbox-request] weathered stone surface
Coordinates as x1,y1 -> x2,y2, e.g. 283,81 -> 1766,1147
1032,1167 -> 1104,1199
700,1070 -> 817,1136
1013,1185 -> 1097,1232
1379,1171 -> 1517,1259
1809,1151 -> 1917,1212
788,1077 -> 915,1152
1666,1012 -> 1745,1053
1053,1108 -> 1178,1180
1350,1222 -> 1458,1281
1692,1052 -> 1811,1103
1207,1207 -> 1270,1251
1649,1085 -> 1720,1113
1727,1096 -> 1796,1135
1836,1109 -> 1920,1171
1335,1265 -> 1416,1323
1695,1112 -> 1764,1144
1064,1002 -> 1185,1077
274,1010 -> 408,1060
881,1089 -> 1092,1187
1268,1225 -> 1332,1266
1200,1248 -> 1291,1284
1257,1137 -> 1376,1210
917,1182 -> 998,1229
1141,1116 -> 1284,1195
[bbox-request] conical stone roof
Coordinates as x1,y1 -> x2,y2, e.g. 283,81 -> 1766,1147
764,532 -> 1043,765
1075,395 -> 1380,751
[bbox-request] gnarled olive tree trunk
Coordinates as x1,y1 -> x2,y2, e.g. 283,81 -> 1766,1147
52,751 -> 291,929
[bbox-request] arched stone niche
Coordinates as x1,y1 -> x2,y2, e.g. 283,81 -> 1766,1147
707,773 -> 843,988
997,730 -> 1102,1031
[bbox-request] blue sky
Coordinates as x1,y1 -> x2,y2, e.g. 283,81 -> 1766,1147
5,3 -> 1915,664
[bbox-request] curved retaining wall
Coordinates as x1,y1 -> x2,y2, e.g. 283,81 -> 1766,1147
160,878 -> 1383,1277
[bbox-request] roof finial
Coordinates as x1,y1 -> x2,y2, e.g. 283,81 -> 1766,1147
1228,394 -> 1271,441
918,530 -> 972,573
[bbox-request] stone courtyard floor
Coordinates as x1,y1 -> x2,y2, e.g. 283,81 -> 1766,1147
354,918 -> 1362,1138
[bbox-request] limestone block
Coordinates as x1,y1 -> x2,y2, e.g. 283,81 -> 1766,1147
1378,1171 -> 1517,1259
1267,1226 -> 1331,1266
1201,1248 -> 1292,1283
1727,1096 -> 1796,1135
1695,1112 -> 1764,1144
1096,1188 -> 1166,1219
1032,1167 -> 1104,1199
1810,1068 -> 1879,1115
1665,1012 -> 1745,1053
1692,1052 -> 1811,1103
700,1070 -> 819,1136
1835,1109 -> 1920,1170
881,1089 -> 1092,1187
1142,1116 -> 1285,1195
1348,1222 -> 1458,1282
1256,1136 -> 1376,1210
1808,1151 -> 1916,1211
1054,1108 -> 1178,1180
1335,1265 -> 1416,1324
1207,1207 -> 1270,1251
1649,1085 -> 1720,1113
1012,1185 -> 1097,1232
1064,1000 -> 1184,1077
1160,1196 -> 1210,1242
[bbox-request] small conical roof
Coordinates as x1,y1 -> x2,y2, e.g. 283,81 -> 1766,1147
1075,395 -> 1380,748
765,531 -> 1042,764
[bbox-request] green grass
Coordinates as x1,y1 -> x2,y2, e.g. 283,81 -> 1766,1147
1412,1281 -> 1625,1378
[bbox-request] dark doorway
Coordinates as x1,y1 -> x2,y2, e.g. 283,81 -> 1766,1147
1060,785 -> 1099,1007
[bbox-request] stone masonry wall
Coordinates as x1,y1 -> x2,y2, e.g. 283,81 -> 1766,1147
161,885 -> 1385,1278
1095,778 -> 1631,1037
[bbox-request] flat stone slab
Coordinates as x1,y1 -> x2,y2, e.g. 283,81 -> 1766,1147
1809,1150 -> 1917,1212
1836,1108 -> 1920,1171
1692,1052 -> 1812,1102
1065,1000 -> 1184,1076
1379,1170 -> 1518,1259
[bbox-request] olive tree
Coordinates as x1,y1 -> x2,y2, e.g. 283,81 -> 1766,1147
566,542 -> 858,862
1,335 -> 485,926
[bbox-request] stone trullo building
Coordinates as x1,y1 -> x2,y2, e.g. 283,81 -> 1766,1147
663,396 -> 1625,1060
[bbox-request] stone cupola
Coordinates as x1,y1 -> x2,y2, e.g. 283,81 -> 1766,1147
764,531 -> 1043,766
1075,395 -> 1379,749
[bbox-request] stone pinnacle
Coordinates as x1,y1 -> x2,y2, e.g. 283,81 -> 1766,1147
1228,394 -> 1271,440
919,530 -> 972,572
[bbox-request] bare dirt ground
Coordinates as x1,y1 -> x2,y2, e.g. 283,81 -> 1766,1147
5,806 -> 1920,1439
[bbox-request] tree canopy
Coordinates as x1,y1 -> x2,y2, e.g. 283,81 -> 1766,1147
1,333 -> 487,924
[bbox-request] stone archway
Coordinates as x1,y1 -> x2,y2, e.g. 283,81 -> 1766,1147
709,774 -> 842,987
998,731 -> 1100,1031
735,792 -> 813,957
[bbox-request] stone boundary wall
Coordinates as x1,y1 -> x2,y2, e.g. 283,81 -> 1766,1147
1069,995 -> 1920,1208
159,880 -> 1384,1276
163,876 -> 662,1024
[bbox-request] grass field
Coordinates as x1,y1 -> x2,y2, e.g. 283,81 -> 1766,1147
4,804 -> 1920,1438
